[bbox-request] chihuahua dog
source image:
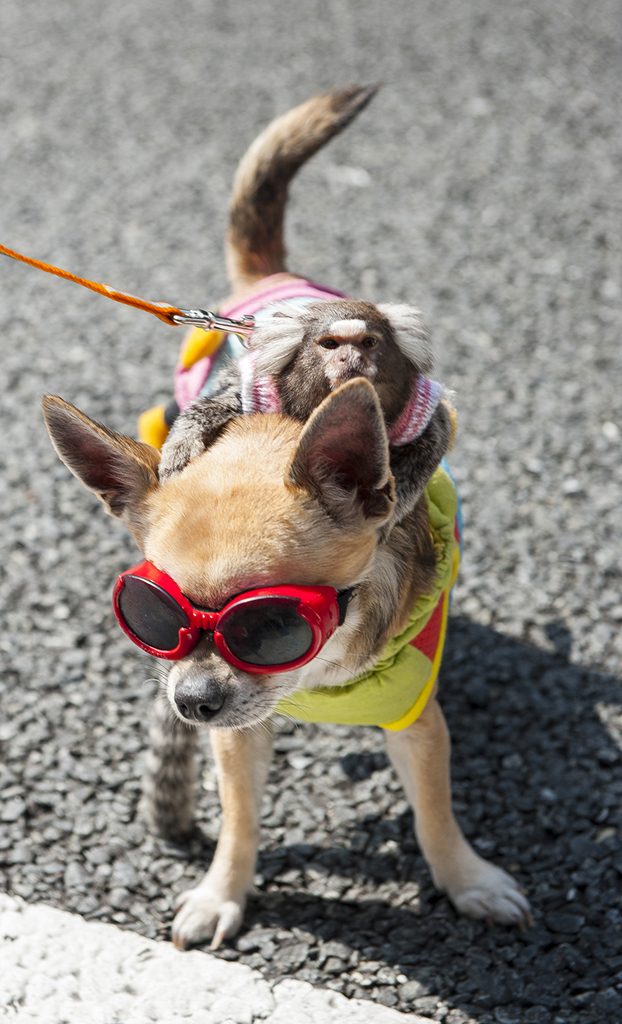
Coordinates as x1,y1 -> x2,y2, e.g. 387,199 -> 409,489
43,87 -> 531,950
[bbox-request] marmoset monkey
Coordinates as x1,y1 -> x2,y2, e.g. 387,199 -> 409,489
159,296 -> 453,528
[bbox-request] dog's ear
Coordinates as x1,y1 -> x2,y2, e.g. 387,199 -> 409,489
287,378 -> 395,524
42,396 -> 160,528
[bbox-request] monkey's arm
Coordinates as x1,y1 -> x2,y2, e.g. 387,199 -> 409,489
387,402 -> 453,529
158,364 -> 243,481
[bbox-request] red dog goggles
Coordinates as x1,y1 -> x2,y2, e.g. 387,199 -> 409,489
112,561 -> 353,674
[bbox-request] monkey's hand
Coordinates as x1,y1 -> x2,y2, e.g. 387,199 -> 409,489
159,369 -> 243,481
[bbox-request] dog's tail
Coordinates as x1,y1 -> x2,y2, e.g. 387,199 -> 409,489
226,85 -> 378,291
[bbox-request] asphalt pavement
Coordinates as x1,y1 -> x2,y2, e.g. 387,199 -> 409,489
1,1 -> 622,1022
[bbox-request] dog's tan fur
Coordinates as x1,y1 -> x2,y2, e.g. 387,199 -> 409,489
43,87 -> 531,950
146,412 -> 385,608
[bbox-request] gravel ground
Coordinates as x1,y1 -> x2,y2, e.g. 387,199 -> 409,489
1,1 -> 622,1022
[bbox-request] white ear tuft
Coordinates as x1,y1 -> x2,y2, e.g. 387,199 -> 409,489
252,303 -> 308,375
376,303 -> 433,371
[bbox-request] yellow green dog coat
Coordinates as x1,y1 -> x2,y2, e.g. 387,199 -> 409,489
275,464 -> 461,732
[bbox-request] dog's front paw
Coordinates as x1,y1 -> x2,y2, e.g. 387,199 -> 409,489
172,881 -> 246,951
438,853 -> 532,928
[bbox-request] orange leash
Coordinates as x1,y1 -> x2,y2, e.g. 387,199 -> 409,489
0,242 -> 256,337
0,241 -> 181,324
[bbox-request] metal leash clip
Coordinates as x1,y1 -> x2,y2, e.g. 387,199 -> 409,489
171,309 -> 256,340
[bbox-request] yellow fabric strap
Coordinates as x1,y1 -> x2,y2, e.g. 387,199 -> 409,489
137,405 -> 169,450
179,327 -> 227,369
274,466 -> 459,729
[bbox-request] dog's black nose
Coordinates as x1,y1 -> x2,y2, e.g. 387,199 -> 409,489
174,680 -> 224,723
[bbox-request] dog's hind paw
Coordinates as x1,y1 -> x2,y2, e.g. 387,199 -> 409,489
172,884 -> 246,950
444,859 -> 532,928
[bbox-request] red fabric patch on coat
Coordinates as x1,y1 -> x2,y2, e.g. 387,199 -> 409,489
409,591 -> 445,662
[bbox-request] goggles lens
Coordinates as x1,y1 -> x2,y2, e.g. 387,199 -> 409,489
118,575 -> 189,650
221,599 -> 314,666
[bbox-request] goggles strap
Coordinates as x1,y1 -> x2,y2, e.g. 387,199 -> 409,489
336,587 -> 356,626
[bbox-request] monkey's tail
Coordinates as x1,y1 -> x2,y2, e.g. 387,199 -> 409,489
226,85 -> 378,291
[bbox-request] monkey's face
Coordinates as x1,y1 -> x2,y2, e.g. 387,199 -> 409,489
259,299 -> 429,427
315,319 -> 383,387
304,304 -> 416,423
